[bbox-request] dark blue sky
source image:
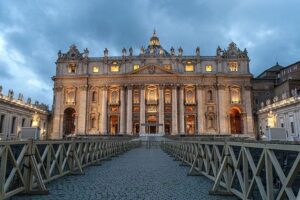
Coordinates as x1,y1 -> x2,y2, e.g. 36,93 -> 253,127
0,0 -> 300,106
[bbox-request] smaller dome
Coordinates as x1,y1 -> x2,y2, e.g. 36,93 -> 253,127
149,30 -> 160,46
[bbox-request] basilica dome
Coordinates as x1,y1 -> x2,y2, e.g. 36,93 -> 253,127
143,30 -> 170,56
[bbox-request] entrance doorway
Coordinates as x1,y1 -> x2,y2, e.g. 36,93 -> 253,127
63,108 -> 76,136
147,115 -> 157,134
109,115 -> 119,135
229,107 -> 243,134
185,115 -> 196,135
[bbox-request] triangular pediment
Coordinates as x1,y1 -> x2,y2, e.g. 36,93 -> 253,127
128,65 -> 177,75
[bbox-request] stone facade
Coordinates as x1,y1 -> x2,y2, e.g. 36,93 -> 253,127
257,95 -> 300,139
0,86 -> 49,139
253,61 -> 300,135
51,31 -> 254,139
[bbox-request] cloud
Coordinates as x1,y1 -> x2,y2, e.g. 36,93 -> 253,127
0,0 -> 300,105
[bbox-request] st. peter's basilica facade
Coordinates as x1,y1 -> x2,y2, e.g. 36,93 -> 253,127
51,31 -> 254,139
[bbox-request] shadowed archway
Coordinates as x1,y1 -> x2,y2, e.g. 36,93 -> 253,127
229,107 -> 243,134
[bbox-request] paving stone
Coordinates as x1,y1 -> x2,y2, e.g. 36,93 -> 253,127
12,146 -> 236,200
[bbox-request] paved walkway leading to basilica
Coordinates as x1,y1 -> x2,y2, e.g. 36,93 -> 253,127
12,146 -> 235,200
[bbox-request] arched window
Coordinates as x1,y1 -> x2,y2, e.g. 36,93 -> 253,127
146,86 -> 158,104
91,117 -> 96,129
92,91 -> 97,102
185,88 -> 195,104
110,89 -> 119,104
68,63 -> 76,73
208,116 -> 214,128
207,90 -> 213,102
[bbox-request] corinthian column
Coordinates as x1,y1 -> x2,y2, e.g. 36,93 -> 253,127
217,84 -> 227,134
140,86 -> 145,134
179,85 -> 185,134
119,86 -> 125,134
158,85 -> 164,134
172,85 -> 178,135
197,85 -> 204,134
126,86 -> 133,135
101,86 -> 108,134
77,85 -> 88,135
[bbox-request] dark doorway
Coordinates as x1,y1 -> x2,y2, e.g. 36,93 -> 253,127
63,108 -> 76,136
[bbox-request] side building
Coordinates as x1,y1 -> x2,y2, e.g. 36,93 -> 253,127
0,86 -> 49,140
253,61 -> 300,139
51,32 -> 254,139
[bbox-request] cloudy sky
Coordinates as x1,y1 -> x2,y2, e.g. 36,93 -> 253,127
0,0 -> 300,106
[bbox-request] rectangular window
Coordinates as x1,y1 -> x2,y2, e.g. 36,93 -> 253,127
133,64 -> 139,70
228,61 -> 239,71
184,64 -> 194,72
110,65 -> 119,72
280,118 -> 284,128
92,66 -> 99,73
291,122 -> 295,134
11,116 -> 16,134
0,114 -> 5,133
185,62 -> 194,72
205,65 -> 212,72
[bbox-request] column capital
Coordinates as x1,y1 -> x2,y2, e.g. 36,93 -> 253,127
54,86 -> 63,92
217,84 -> 226,90
140,85 -> 145,90
79,85 -> 88,91
159,84 -> 165,90
125,84 -> 133,90
99,85 -> 108,90
196,84 -> 205,90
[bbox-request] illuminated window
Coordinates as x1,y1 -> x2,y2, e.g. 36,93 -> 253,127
92,66 -> 99,73
164,65 -> 172,70
228,62 -> 239,71
65,89 -> 76,104
110,62 -> 120,72
68,63 -> 76,73
231,87 -> 241,103
185,62 -> 194,72
205,65 -> 212,72
133,64 -> 139,70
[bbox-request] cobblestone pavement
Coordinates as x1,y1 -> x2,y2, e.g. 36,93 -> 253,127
12,146 -> 236,200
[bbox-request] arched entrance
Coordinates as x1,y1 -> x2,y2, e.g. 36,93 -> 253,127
229,107 -> 243,134
63,108 -> 76,136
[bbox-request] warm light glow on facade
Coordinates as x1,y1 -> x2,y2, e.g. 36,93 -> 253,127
267,111 -> 275,128
185,62 -> 194,72
31,113 -> 40,128
133,64 -> 139,70
205,65 -> 212,72
92,66 -> 99,73
228,61 -> 239,71
164,65 -> 171,70
110,65 -> 119,72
